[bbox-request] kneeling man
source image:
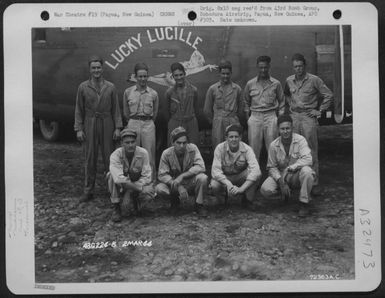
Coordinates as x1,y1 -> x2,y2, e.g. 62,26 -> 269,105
107,128 -> 155,222
210,124 -> 261,210
260,114 -> 315,216
156,127 -> 208,215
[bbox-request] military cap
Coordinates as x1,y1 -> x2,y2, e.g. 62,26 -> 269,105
277,114 -> 293,126
225,124 -> 243,135
134,62 -> 149,75
120,128 -> 137,139
171,126 -> 187,142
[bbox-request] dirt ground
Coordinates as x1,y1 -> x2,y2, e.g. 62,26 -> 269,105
34,124 -> 354,283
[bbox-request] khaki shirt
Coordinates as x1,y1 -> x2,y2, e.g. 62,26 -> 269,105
158,143 -> 206,186
123,85 -> 159,120
204,81 -> 243,119
211,141 -> 261,185
243,76 -> 285,115
109,146 -> 152,187
267,133 -> 312,181
284,73 -> 333,112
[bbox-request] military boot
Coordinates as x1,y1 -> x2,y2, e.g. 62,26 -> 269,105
111,203 -> 122,222
241,195 -> 259,211
169,196 -> 180,215
298,203 -> 310,217
194,203 -> 208,217
311,185 -> 322,196
80,193 -> 93,202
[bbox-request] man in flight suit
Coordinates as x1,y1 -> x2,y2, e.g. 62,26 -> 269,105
74,55 -> 122,202
210,124 -> 261,210
243,55 -> 285,162
107,128 -> 155,222
165,63 -> 200,146
156,127 -> 208,215
284,53 -> 333,193
204,60 -> 243,149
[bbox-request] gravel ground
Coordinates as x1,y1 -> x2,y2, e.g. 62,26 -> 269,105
34,124 -> 354,282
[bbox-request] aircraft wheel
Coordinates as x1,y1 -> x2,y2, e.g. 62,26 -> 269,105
39,119 -> 60,141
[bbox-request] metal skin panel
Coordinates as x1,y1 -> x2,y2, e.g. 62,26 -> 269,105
32,26 -> 351,127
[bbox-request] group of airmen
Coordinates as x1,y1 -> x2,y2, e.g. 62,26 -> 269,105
74,53 -> 333,222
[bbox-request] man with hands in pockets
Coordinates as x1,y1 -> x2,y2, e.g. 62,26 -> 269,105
284,53 -> 333,194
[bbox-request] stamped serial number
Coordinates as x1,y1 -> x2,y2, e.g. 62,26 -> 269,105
359,208 -> 375,269
83,241 -> 117,249
309,274 -> 340,280
82,240 -> 153,249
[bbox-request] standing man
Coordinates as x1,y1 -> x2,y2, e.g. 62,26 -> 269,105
243,55 -> 285,162
260,114 -> 315,217
123,62 -> 159,181
107,128 -> 155,222
210,124 -> 261,210
165,62 -> 200,146
204,60 -> 243,149
156,127 -> 208,215
74,55 -> 122,202
284,53 -> 333,192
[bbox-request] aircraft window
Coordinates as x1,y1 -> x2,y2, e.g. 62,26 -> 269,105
34,28 -> 46,43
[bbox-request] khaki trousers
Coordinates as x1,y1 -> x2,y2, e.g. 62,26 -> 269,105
260,166 -> 315,203
247,111 -> 277,161
210,169 -> 257,202
107,172 -> 153,212
127,119 -> 156,180
155,173 -> 208,204
291,111 -> 319,184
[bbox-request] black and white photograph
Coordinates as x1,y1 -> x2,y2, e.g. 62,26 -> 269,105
4,2 -> 381,294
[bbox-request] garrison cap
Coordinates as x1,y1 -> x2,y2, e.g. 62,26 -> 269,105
277,114 -> 293,126
120,128 -> 137,139
225,124 -> 243,135
134,62 -> 149,75
171,126 -> 187,142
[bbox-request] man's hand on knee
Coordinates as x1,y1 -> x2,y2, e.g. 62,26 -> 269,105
142,184 -> 156,198
171,175 -> 184,190
287,164 -> 298,173
177,185 -> 189,200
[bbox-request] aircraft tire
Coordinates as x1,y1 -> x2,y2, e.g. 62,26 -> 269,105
39,119 -> 60,141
